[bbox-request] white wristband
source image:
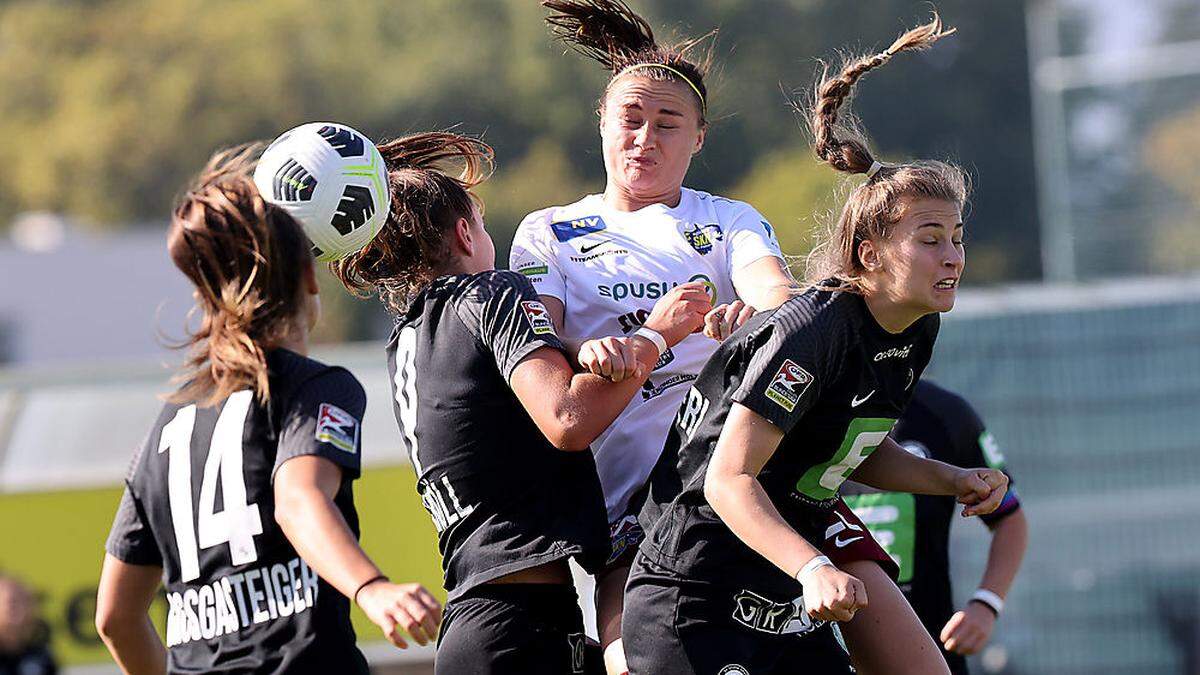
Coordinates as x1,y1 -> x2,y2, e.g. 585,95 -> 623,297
970,588 -> 1004,616
795,555 -> 834,586
633,326 -> 667,357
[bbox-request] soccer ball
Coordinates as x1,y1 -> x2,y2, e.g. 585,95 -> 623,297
253,122 -> 390,262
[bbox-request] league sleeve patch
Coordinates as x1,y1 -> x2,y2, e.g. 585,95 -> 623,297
764,359 -> 814,413
550,215 -> 606,242
315,403 -> 360,454
520,300 -> 556,336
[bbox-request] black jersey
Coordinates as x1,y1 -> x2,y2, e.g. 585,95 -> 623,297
843,381 -> 1021,656
387,270 -> 609,600
105,349 -> 367,675
639,287 -> 938,597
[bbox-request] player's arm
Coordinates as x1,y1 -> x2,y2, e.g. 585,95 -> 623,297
274,457 -> 440,648
95,555 -> 165,675
703,403 -> 866,622
731,255 -> 798,312
850,436 -> 1009,517
512,283 -> 709,450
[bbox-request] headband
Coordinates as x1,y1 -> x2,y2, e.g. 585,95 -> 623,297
866,160 -> 887,179
615,62 -> 707,117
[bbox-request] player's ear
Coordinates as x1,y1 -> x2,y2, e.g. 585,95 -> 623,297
301,259 -> 319,295
693,124 -> 706,155
453,216 -> 474,258
858,239 -> 881,272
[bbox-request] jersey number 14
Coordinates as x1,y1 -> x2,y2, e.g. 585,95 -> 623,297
159,390 -> 264,583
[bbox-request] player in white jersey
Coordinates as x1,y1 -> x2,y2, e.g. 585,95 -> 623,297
510,2 -> 798,672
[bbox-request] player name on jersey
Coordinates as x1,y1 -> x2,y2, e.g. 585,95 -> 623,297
165,556 -> 319,647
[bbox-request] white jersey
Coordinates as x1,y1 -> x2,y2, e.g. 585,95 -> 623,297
510,188 -> 783,522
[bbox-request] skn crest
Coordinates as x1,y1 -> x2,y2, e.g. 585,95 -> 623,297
679,222 -> 724,255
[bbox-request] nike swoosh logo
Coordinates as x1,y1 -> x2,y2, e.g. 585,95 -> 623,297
834,535 -> 864,548
579,239 -> 612,254
850,390 -> 875,407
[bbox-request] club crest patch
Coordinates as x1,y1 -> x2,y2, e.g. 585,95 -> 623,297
315,403 -> 360,453
764,359 -> 814,413
550,215 -> 606,242
679,222 -> 724,255
520,300 -> 556,335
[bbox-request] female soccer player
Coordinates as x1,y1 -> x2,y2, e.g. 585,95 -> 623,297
622,15 -> 1009,675
95,146 -> 440,674
839,380 -> 1027,674
330,131 -> 710,674
510,3 -> 797,668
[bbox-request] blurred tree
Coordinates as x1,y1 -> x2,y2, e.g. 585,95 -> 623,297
1143,103 -> 1200,273
0,0 -> 1038,298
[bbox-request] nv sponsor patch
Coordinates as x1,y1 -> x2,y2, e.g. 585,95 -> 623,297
315,403 -> 360,453
520,300 -> 556,335
550,215 -> 607,242
764,359 -> 813,413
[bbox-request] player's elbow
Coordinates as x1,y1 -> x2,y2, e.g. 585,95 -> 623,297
538,405 -> 595,452
544,419 -> 594,452
94,603 -> 133,643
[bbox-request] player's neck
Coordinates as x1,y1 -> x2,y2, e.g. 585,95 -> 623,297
603,181 -> 682,212
862,290 -> 923,334
269,318 -> 310,357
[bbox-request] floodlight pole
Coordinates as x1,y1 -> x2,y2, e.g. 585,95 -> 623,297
1026,0 -> 1076,282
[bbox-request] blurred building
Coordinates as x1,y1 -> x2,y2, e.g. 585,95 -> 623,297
0,213 -> 193,366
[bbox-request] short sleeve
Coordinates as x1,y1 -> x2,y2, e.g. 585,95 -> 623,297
510,211 -> 567,303
455,271 -> 569,381
273,369 -> 366,482
105,487 -> 163,566
731,317 -> 842,435
724,203 -> 785,275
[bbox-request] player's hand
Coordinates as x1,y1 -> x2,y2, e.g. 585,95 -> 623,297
356,580 -> 442,648
703,300 -> 756,341
954,468 -> 1008,517
801,565 -> 868,623
643,282 -> 713,347
940,602 -> 996,655
578,336 -> 644,382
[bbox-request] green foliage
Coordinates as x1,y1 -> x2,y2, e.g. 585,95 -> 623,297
0,0 -> 1039,291
728,146 -> 842,270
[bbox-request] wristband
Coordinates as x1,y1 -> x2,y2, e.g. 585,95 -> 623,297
633,326 -> 667,357
794,555 -> 834,586
352,574 -> 389,606
970,588 -> 1004,616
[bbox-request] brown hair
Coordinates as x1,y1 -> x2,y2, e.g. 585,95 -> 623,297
804,13 -> 969,291
167,144 -> 313,406
543,0 -> 714,125
329,132 -> 493,313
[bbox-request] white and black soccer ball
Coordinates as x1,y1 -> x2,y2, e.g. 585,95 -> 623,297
253,122 -> 390,262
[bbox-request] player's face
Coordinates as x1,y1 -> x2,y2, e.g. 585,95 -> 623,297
600,75 -> 705,204
873,197 -> 964,316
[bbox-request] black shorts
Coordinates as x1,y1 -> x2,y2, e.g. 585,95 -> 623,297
622,554 -> 855,675
437,584 -> 595,675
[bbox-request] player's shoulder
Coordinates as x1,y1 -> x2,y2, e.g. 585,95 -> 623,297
683,188 -> 760,222
458,269 -> 534,302
515,194 -> 603,240
269,349 -> 364,405
771,285 -> 862,337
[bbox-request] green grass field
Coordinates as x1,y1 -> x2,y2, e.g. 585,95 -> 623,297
0,465 -> 444,666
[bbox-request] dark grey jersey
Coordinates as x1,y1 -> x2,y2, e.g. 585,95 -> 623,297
387,270 -> 609,600
105,349 -> 367,674
640,287 -> 938,597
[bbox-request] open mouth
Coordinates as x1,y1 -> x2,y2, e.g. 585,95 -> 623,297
935,278 -> 958,290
